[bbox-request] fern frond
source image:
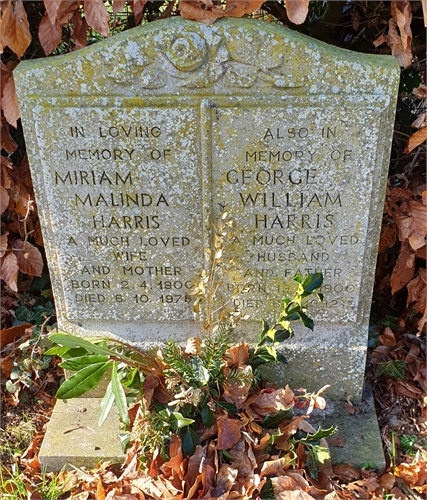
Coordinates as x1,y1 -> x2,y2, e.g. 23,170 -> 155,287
201,324 -> 232,379
163,340 -> 194,384
223,366 -> 254,386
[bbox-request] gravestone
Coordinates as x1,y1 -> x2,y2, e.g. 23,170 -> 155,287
15,17 -> 399,400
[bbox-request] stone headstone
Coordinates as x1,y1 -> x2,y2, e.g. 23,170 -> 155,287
15,17 -> 399,399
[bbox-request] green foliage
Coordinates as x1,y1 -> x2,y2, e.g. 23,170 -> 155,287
49,270 -> 330,479
399,434 -> 419,456
250,272 -> 323,368
376,360 -> 407,380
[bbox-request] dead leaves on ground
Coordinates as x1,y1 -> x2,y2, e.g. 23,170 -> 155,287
379,184 -> 427,333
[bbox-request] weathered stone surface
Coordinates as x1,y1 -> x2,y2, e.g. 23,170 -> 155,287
15,17 -> 400,398
38,398 -> 125,471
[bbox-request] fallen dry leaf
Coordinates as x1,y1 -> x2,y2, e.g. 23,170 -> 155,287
1,61 -> 20,127
0,0 -> 31,58
0,322 -> 32,348
332,463 -> 361,482
378,224 -> 396,253
0,251 -> 19,291
216,417 -> 242,450
225,0 -> 265,18
286,0 -> 310,25
13,239 -> 44,277
388,0 -> 412,68
379,327 -> 397,347
390,241 -> 415,294
179,0 -> 223,25
249,386 -> 295,417
83,0 -> 110,37
405,127 -> 427,154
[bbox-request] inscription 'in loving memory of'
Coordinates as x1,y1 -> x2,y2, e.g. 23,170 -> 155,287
51,118 -> 360,318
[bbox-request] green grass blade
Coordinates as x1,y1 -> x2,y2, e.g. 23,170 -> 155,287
98,380 -> 114,427
111,362 -> 129,425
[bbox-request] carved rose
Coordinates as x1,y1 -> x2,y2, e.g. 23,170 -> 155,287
165,33 -> 207,72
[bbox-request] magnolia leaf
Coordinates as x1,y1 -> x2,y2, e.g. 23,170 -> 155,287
111,362 -> 129,424
38,11 -> 62,55
0,0 -> 31,58
83,0 -> 110,37
286,0 -> 310,25
56,362 -> 111,399
1,251 -> 19,292
99,380 -> 114,427
13,239 -> 44,276
59,355 -> 110,371
49,333 -> 118,357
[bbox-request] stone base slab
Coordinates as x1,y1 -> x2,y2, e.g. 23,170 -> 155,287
310,383 -> 385,471
39,398 -> 125,472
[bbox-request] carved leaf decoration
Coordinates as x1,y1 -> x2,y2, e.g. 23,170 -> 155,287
0,0 -> 31,58
39,11 -> 63,55
286,0 -> 310,25
226,62 -> 258,87
390,241 -> 415,294
13,239 -> 44,277
179,0 -> 224,25
140,64 -> 167,89
1,251 -> 19,292
0,186 -> 10,214
225,0 -> 265,18
83,0 -> 110,37
1,61 -> 20,128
